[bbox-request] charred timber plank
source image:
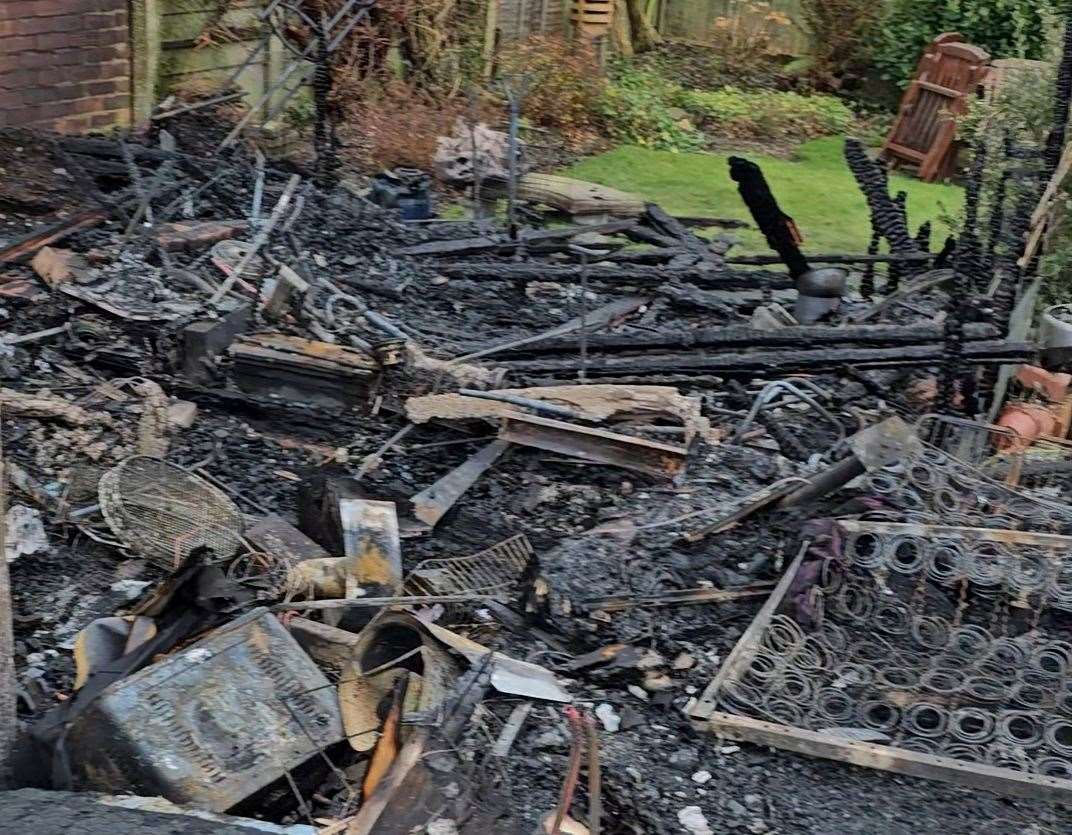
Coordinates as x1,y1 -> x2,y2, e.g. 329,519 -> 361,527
434,262 -> 794,290
644,203 -> 698,243
497,341 -> 1035,376
491,323 -> 1001,356
522,220 -> 637,241
727,253 -> 932,266
676,215 -> 751,229
658,281 -> 793,310
393,221 -> 637,258
499,412 -> 687,478
59,136 -> 187,163
644,203 -> 720,263
0,209 -> 109,264
394,236 -> 500,257
606,247 -> 688,264
705,712 -> 1072,804
622,225 -> 683,248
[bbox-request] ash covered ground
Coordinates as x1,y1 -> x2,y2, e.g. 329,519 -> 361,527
0,116 -> 1068,834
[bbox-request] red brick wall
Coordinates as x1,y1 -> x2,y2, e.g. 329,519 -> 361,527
0,1 -> 131,133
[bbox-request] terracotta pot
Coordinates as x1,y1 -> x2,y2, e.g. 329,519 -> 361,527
996,402 -> 1060,450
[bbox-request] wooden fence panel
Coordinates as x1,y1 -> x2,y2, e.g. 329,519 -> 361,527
498,0 -> 569,41
656,0 -> 810,57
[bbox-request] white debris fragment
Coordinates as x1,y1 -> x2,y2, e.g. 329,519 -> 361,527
691,770 -> 712,784
677,806 -> 714,835
595,703 -> 621,732
426,819 -> 459,835
720,744 -> 741,754
110,579 -> 152,600
673,653 -> 696,671
626,684 -> 649,701
5,504 -> 47,562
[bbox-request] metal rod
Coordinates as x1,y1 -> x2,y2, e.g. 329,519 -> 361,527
209,174 -> 301,304
0,404 -> 14,785
152,91 -> 246,121
586,714 -> 601,835
270,593 -> 491,611
579,250 -> 589,383
1,324 -> 69,346
457,389 -> 587,421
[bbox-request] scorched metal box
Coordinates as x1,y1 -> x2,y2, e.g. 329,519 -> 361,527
67,607 -> 344,811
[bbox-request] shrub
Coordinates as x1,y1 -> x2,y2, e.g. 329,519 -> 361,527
598,65 -> 705,152
874,0 -> 1060,86
342,81 -> 468,171
497,36 -> 606,143
676,87 -> 854,140
961,62 -> 1058,147
798,0 -> 883,84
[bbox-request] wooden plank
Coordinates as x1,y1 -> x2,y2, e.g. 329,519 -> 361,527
0,209 -> 109,265
688,541 -> 807,721
707,712 -> 1072,804
161,6 -> 263,42
161,0 -> 260,12
885,142 -> 925,161
916,79 -> 962,97
484,173 -> 644,216
499,412 -> 687,478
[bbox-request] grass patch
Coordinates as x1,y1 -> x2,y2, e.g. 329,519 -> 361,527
564,137 -> 963,254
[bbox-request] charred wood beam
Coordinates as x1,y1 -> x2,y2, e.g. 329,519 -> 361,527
729,156 -> 809,277
726,252 -> 932,266
433,262 -> 794,290
620,225 -> 683,248
643,203 -> 720,264
676,215 -> 751,229
658,281 -> 796,312
393,220 -> 637,257
59,137 -> 192,164
0,209 -> 109,264
498,340 -> 1035,377
606,247 -> 688,264
483,322 -> 1002,357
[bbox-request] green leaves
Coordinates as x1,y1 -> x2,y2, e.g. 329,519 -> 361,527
599,66 -> 706,152
873,0 -> 1059,86
676,87 -> 854,140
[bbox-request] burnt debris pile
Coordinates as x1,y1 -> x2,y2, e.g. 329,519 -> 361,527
1,95 -> 1072,834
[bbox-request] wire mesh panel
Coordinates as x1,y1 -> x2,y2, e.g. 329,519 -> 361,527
917,413 -> 1072,505
405,533 -> 533,598
716,521 -> 1072,777
99,456 -> 245,570
858,422 -> 1072,535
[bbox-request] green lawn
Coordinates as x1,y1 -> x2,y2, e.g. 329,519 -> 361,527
564,137 -> 963,254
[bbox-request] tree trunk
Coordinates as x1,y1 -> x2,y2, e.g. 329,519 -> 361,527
612,0 -> 634,57
625,0 -> 662,52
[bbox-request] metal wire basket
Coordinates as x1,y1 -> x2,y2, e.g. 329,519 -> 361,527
405,534 -> 534,600
99,456 -> 245,570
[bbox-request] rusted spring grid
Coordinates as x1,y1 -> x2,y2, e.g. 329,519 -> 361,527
861,440 -> 1072,534
722,566 -> 1072,772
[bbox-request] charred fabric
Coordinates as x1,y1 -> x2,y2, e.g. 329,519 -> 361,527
0,66 -> 1071,834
